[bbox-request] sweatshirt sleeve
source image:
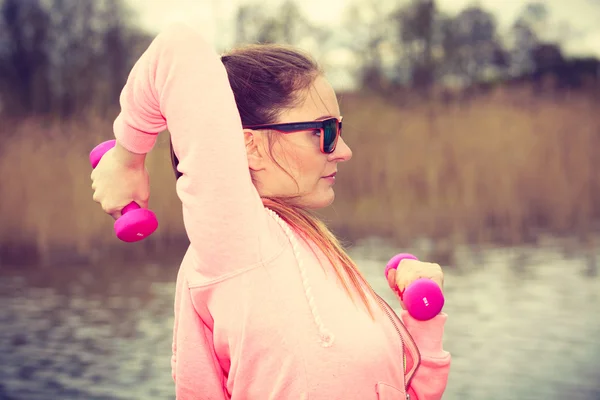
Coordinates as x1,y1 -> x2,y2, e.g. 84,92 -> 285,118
401,311 -> 451,400
113,24 -> 270,275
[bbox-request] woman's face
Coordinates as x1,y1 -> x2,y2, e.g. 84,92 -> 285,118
247,75 -> 353,209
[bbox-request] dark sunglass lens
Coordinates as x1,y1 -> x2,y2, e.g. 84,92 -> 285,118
322,119 -> 337,153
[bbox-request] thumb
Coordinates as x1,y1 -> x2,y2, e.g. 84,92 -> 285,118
107,200 -> 137,220
386,268 -> 397,290
387,268 -> 407,309
106,202 -> 128,220
134,189 -> 150,210
136,197 -> 149,210
109,210 -> 122,220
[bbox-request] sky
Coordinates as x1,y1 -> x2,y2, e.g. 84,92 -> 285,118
125,0 -> 600,89
126,0 -> 600,57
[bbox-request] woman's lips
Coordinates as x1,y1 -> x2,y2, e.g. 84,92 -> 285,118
322,172 -> 336,183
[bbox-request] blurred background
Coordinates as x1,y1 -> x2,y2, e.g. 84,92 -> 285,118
1,0 -> 599,399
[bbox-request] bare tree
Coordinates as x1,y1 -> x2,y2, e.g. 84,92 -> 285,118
0,0 -> 148,119
0,0 -> 52,115
234,0 -> 312,46
441,5 -> 507,84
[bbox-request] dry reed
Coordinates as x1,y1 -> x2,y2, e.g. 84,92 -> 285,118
1,87 -> 598,265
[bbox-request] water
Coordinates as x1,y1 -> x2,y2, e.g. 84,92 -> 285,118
1,241 -> 599,400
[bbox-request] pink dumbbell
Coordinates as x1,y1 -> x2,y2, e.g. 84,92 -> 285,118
385,253 -> 444,321
90,139 -> 158,243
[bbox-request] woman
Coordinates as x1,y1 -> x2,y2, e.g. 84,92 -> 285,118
91,23 -> 450,399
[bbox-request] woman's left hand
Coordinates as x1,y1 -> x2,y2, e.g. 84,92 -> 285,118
386,259 -> 444,310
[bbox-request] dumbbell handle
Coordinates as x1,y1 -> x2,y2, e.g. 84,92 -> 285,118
121,202 -> 141,215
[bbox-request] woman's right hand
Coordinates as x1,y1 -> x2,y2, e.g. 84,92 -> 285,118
90,141 -> 150,220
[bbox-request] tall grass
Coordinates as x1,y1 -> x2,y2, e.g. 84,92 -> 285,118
1,87 -> 599,265
328,86 -> 600,245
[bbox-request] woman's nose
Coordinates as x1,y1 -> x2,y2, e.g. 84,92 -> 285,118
331,137 -> 352,162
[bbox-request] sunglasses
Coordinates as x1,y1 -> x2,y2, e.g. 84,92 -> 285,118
243,116 -> 342,154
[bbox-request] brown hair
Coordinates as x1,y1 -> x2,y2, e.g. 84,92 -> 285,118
171,43 -> 380,318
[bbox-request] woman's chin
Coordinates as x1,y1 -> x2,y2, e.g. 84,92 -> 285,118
303,188 -> 335,209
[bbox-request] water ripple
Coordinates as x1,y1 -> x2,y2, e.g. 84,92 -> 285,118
1,244 -> 599,399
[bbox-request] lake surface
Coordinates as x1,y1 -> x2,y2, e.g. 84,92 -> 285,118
1,240 -> 599,400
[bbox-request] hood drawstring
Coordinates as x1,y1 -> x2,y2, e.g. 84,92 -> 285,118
266,208 -> 335,348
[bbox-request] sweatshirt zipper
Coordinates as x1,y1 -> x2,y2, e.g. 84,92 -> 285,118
372,291 -> 421,393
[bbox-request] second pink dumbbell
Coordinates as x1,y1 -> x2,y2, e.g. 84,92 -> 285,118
385,253 -> 445,321
90,139 -> 158,243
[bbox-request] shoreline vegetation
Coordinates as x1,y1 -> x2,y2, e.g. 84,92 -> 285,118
2,87 -> 599,268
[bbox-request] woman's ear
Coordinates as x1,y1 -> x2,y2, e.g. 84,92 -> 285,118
244,130 -> 266,171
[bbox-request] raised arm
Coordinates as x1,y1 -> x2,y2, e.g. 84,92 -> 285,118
113,24 -> 271,276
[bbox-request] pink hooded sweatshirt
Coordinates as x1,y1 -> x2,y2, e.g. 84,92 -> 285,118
112,24 -> 451,400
